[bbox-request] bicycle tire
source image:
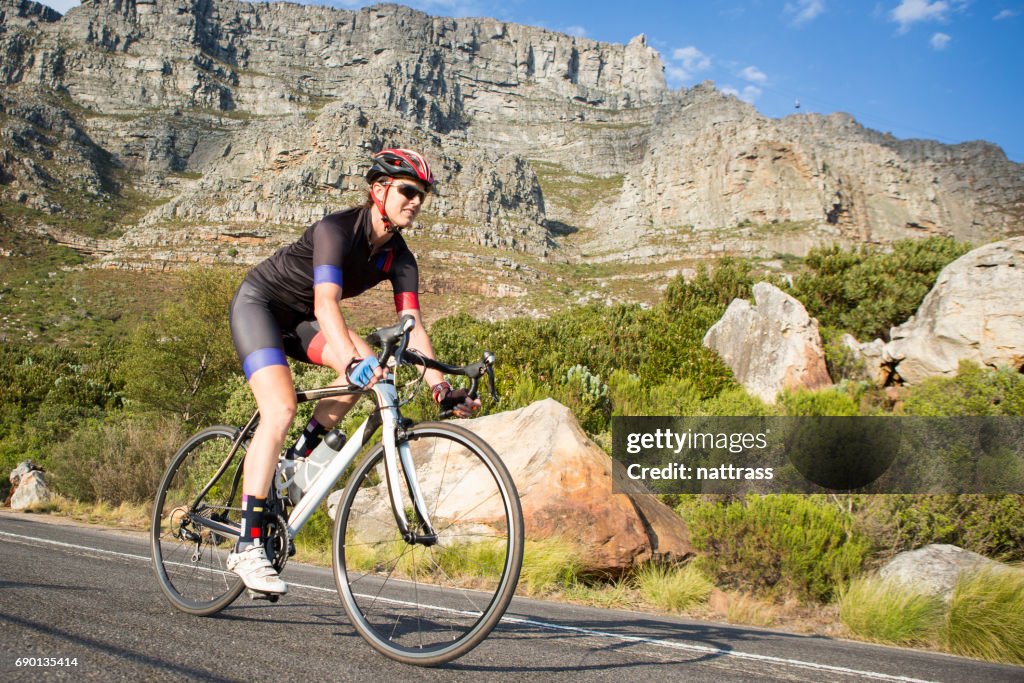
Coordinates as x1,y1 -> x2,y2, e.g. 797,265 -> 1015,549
151,425 -> 247,615
332,422 -> 523,666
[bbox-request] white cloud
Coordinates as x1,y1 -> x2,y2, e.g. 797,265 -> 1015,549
890,0 -> 950,33
741,85 -> 763,102
785,0 -> 826,25
930,31 -> 951,49
740,65 -> 768,83
673,46 -> 712,72
720,85 -> 762,103
664,46 -> 711,88
665,66 -> 690,85
994,9 -> 1020,20
564,25 -> 587,38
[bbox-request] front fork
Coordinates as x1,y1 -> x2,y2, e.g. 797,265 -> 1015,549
374,382 -> 438,546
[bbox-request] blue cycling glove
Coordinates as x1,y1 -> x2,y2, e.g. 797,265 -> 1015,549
347,356 -> 380,388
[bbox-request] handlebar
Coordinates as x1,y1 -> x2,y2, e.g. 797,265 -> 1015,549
367,314 -> 498,414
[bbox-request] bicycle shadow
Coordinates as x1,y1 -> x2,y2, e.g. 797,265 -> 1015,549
212,600 -> 830,673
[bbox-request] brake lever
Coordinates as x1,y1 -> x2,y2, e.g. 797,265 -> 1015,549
486,364 -> 498,402
478,351 -> 498,402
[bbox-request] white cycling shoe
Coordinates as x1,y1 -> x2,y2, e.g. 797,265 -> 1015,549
226,543 -> 288,595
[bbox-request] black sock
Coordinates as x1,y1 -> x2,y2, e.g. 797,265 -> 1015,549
236,495 -> 265,551
287,417 -> 328,460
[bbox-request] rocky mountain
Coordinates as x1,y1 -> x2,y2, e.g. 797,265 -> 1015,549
1,0 -> 1022,276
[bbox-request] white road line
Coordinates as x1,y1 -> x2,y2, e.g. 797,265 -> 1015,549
1,528 -> 940,682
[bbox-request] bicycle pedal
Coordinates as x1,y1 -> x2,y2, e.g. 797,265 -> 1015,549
288,540 -> 296,557
247,589 -> 281,603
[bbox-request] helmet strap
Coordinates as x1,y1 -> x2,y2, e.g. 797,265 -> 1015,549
371,181 -> 400,234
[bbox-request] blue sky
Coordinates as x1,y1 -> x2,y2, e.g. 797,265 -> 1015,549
41,0 -> 1024,161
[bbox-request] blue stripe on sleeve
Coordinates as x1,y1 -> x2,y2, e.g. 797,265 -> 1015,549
242,347 -> 288,380
313,265 -> 343,287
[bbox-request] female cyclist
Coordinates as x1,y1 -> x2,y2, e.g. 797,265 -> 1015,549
226,148 -> 479,594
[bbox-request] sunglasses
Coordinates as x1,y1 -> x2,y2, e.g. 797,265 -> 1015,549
385,182 -> 428,203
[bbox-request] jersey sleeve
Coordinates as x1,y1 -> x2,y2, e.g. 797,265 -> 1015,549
390,247 -> 420,313
311,218 -> 347,289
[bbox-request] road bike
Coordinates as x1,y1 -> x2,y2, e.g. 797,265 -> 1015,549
150,315 -> 524,666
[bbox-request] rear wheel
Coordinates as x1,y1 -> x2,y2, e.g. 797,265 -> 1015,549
151,426 -> 247,615
332,422 -> 523,666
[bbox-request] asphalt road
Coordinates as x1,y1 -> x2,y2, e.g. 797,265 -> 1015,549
1,512 -> 1021,682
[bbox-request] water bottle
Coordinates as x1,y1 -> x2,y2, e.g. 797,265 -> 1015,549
290,429 -> 346,503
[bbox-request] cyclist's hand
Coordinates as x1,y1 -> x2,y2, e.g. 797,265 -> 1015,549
433,382 -> 481,418
347,356 -> 384,388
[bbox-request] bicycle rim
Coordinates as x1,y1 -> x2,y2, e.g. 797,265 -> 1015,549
151,426 -> 246,615
333,422 -> 523,666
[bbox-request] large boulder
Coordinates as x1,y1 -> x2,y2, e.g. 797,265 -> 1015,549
703,282 -> 832,403
878,544 -> 1008,601
880,237 -> 1024,384
8,461 -> 51,511
329,399 -> 691,573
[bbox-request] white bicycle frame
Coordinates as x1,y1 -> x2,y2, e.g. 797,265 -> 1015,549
284,381 -> 436,542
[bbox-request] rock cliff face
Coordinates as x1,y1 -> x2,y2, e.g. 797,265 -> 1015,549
601,85 -> 1023,256
1,0 -> 1021,270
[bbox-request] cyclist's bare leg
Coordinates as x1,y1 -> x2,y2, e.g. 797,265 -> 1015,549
244,364 -> 297,497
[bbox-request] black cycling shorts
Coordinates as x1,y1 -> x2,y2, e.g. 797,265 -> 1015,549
229,279 -> 328,380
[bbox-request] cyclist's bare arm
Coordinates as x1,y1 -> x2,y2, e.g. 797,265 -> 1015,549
402,308 -> 480,417
314,282 -> 384,384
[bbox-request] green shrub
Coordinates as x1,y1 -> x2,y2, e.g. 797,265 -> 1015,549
119,267 -> 244,426
664,256 -> 761,312
699,387 -> 776,416
553,365 -> 610,433
46,414 -> 187,504
639,307 -> 735,398
608,370 -> 705,417
779,387 -> 860,416
868,495 -> 1024,562
0,342 -> 124,486
838,576 -> 944,645
820,326 -> 870,383
943,567 -> 1024,664
791,237 -> 970,341
680,494 -> 871,602
900,362 -> 1024,416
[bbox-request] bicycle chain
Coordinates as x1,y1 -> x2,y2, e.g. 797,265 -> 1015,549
265,513 -> 290,574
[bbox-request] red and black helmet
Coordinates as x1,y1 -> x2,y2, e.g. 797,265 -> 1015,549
366,148 -> 435,188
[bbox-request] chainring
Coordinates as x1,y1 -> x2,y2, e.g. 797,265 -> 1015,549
264,513 -> 290,574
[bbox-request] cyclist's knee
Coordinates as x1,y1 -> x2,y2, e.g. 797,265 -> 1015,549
261,398 -> 297,435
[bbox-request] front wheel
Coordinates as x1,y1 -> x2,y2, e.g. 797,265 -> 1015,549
151,426 -> 247,615
332,422 -> 523,666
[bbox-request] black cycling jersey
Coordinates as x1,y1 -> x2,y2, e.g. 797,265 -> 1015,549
229,206 -> 420,379
246,206 -> 419,314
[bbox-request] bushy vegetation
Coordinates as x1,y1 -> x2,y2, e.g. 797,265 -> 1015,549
838,576 -> 945,645
0,342 -> 123,500
118,267 -> 244,425
899,363 -> 1024,416
865,494 -> 1024,563
680,494 -> 871,602
839,568 -> 1024,665
790,236 -> 970,341
943,567 -> 1024,664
